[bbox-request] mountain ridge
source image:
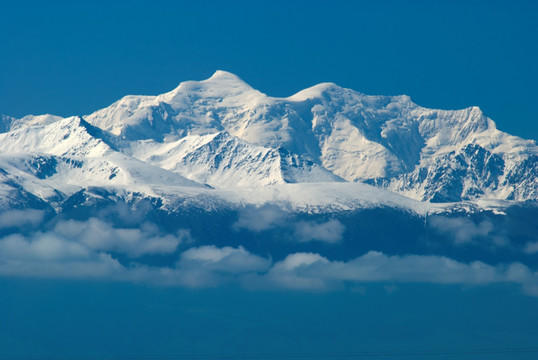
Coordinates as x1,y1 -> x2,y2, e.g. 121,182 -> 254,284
1,71 -> 537,208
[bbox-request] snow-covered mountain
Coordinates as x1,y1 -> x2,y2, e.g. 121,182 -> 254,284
3,71 -> 538,297
1,70 -> 537,212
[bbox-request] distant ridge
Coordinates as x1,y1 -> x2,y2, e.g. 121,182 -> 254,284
0,70 -> 536,209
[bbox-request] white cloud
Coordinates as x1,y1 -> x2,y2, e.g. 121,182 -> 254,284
256,252 -> 330,290
0,233 -> 91,261
250,251 -> 538,295
54,218 -> 184,257
0,232 -> 123,279
233,204 -> 288,232
175,245 -> 271,287
179,246 -> 269,270
1,216 -> 537,297
275,252 -> 329,270
524,242 -> 538,254
233,205 -> 345,244
0,216 -> 188,281
429,216 -> 504,246
0,209 -> 45,229
293,219 -> 345,243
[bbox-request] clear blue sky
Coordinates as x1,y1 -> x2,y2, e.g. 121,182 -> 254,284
1,1 -> 537,140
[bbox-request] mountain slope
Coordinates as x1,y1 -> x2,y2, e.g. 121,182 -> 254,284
0,70 -> 536,206
0,116 -> 206,206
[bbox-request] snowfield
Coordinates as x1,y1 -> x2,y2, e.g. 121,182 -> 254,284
1,70 -> 536,213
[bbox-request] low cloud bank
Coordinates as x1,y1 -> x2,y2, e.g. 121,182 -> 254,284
0,209 -> 45,229
1,209 -> 537,296
1,230 -> 537,295
524,242 -> 538,254
0,232 -> 123,279
234,205 -> 345,243
293,220 -> 345,243
233,205 -> 287,232
253,251 -> 538,296
54,218 -> 187,257
430,216 -> 506,246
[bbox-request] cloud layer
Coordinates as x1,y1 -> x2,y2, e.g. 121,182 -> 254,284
430,216 -> 506,246
1,227 -> 537,295
254,251 -> 538,296
54,218 -> 186,257
0,209 -> 45,229
1,209 -> 537,296
233,205 -> 345,243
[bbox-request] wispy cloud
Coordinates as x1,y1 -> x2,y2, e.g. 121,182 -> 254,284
0,209 -> 45,229
1,210 -> 537,296
233,205 -> 345,243
54,218 -> 186,257
429,216 -> 505,246
173,245 -> 271,287
524,242 -> 538,254
1,229 -> 537,295
0,232 -> 123,279
293,219 -> 345,243
233,204 -> 288,232
247,251 -> 538,296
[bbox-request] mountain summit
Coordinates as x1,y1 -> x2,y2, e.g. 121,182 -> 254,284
0,71 -> 536,208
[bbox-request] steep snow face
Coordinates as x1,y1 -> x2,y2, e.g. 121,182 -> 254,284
127,131 -> 342,188
0,117 -> 113,157
390,144 -> 506,202
1,71 -> 537,203
84,71 -> 343,188
292,86 -> 423,180
0,116 -> 206,203
85,71 -> 268,141
318,115 -> 401,179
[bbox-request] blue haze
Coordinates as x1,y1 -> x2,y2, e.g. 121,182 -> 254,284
1,279 -> 538,360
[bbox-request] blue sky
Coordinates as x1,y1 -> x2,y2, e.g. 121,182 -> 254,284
1,0 -> 537,140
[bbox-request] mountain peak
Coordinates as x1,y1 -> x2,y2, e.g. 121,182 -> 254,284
207,70 -> 244,82
7,72 -> 536,203
162,70 -> 262,103
287,82 -> 345,101
201,70 -> 259,95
